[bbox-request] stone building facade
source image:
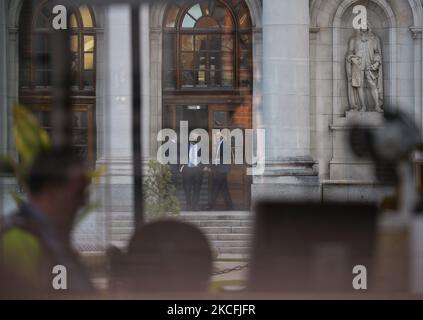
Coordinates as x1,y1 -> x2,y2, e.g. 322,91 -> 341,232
1,0 -> 423,250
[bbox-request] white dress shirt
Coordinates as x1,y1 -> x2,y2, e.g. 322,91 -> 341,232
188,143 -> 199,168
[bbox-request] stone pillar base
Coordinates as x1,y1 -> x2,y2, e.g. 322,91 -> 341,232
252,158 -> 320,203
322,181 -> 394,204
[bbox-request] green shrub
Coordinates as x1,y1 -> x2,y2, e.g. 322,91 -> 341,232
144,160 -> 180,221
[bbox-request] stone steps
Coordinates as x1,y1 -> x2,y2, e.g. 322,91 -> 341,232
199,226 -> 252,234
217,247 -> 251,254
181,212 -> 252,221
110,219 -> 253,228
206,234 -> 252,241
210,240 -> 250,248
106,211 -> 254,260
187,220 -> 253,227
182,212 -> 253,259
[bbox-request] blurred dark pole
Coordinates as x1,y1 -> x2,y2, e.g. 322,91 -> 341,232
51,11 -> 73,149
131,5 -> 144,227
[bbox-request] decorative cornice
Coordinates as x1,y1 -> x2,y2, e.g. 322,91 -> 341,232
309,26 -> 321,34
7,27 -> 18,34
7,27 -> 18,42
309,26 -> 320,40
410,26 -> 422,40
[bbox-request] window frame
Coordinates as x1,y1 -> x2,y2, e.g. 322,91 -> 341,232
22,2 -> 97,93
162,0 -> 253,93
18,1 -> 98,168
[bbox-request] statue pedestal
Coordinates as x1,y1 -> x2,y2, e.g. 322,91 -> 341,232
329,111 -> 384,182
334,111 -> 384,128
322,111 -> 393,203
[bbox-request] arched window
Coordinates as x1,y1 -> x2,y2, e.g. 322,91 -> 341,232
19,1 -> 97,165
163,0 -> 252,90
20,2 -> 96,90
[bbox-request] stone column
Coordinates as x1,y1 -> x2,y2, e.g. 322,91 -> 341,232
140,4 -> 151,161
0,0 -> 19,215
5,3 -> 19,158
75,5 -> 135,251
86,5 -> 152,251
0,0 -> 7,155
0,0 -> 7,217
253,0 -> 319,201
105,6 -> 132,163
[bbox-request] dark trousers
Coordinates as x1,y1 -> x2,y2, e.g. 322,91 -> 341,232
182,166 -> 203,210
209,168 -> 233,210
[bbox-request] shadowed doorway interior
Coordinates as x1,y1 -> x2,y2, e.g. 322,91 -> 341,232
164,104 -> 251,211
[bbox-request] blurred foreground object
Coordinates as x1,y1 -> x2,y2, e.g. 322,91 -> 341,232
248,202 -> 378,294
350,109 -> 421,214
349,109 -> 423,294
109,220 -> 212,294
350,109 -> 420,184
0,148 -> 94,299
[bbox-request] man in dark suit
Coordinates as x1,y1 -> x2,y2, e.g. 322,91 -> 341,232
181,133 -> 205,211
207,132 -> 234,211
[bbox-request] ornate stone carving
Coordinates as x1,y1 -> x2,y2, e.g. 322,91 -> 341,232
346,25 -> 384,113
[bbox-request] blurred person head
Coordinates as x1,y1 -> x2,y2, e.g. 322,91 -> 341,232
26,147 -> 90,237
1,148 -> 92,299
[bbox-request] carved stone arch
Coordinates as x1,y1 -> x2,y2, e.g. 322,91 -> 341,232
408,0 -> 423,27
332,0 -> 396,29
150,1 -> 168,30
309,0 -> 318,27
7,0 -> 24,28
91,5 -> 105,29
150,0 -> 262,29
310,0 -> 332,27
8,0 -> 104,28
311,0 -> 345,28
310,0 -> 422,185
310,0 -> 420,28
244,0 -> 263,28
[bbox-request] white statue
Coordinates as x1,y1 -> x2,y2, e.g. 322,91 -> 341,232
346,24 -> 384,113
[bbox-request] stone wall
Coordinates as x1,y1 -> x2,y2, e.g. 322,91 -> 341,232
2,0 -> 423,252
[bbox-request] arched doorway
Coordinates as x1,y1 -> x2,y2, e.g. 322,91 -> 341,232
18,0 -> 97,166
162,0 -> 253,210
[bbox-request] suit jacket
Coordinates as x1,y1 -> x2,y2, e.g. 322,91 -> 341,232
213,140 -> 231,174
